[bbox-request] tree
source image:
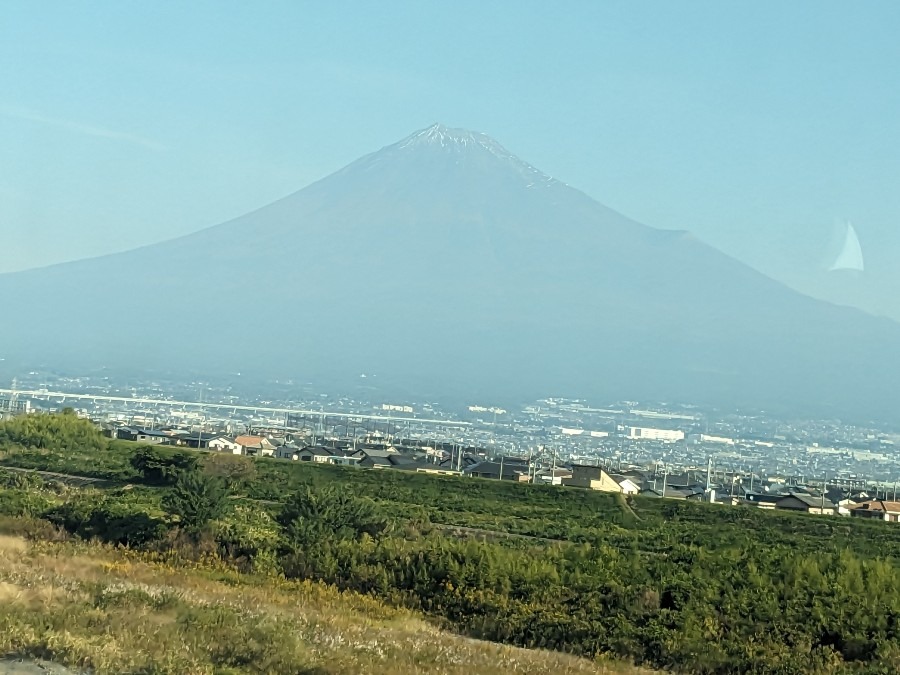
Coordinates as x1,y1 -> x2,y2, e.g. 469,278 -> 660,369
163,470 -> 227,532
201,452 -> 257,489
0,410 -> 107,452
215,504 -> 280,575
131,446 -> 198,485
278,485 -> 389,546
44,492 -> 166,546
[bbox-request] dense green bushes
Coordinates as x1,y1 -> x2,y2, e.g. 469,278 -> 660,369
278,485 -> 389,545
44,491 -> 168,546
0,486 -> 52,518
0,408 -> 106,453
268,511 -> 900,674
131,445 -> 199,485
163,470 -> 227,531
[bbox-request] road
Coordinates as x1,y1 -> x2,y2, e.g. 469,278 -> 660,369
0,388 -> 471,428
0,465 -> 106,487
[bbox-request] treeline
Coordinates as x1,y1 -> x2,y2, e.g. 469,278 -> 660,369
2,413 -> 900,674
0,407 -> 107,453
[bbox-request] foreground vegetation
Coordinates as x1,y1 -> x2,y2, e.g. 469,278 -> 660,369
0,525 -> 641,675
2,412 -> 900,674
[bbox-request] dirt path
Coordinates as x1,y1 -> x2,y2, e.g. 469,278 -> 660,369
0,659 -> 80,675
433,522 -> 561,543
0,466 -> 107,487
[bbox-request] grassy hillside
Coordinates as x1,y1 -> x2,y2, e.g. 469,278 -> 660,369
0,526 -> 647,675
6,434 -> 899,559
3,412 -> 900,674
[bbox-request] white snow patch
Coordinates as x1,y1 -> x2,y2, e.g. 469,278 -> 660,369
395,124 -> 557,185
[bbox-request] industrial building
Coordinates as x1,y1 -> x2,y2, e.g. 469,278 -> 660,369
626,426 -> 685,442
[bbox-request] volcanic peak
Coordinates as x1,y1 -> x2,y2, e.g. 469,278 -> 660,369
395,123 -> 555,185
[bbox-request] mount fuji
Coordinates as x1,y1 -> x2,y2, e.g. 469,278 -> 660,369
2,124 -> 898,418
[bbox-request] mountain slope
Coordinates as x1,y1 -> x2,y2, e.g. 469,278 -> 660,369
2,124 -> 898,417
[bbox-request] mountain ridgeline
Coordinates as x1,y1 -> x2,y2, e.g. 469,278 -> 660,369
3,124 -> 898,417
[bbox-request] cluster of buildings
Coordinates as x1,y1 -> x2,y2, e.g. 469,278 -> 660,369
108,422 -> 489,472
4,373 -> 899,528
0,395 -> 30,420
463,453 -> 900,521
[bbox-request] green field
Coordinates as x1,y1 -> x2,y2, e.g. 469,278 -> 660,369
2,412 -> 900,674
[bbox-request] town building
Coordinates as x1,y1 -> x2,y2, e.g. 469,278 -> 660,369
234,435 -> 276,457
116,427 -> 171,445
564,465 -> 626,492
625,427 -> 685,442
465,459 -> 530,481
207,437 -> 243,454
774,493 -> 836,515
849,500 -> 900,522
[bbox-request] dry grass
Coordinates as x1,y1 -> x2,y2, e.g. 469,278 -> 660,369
0,527 -> 655,675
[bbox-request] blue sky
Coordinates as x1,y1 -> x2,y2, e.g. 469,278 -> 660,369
2,1 -> 899,317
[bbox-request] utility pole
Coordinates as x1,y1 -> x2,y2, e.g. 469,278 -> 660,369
196,413 -> 205,448
10,377 -> 18,412
530,446 -> 543,483
499,455 -> 504,481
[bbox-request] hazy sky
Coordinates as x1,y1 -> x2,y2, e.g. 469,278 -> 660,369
2,1 -> 899,318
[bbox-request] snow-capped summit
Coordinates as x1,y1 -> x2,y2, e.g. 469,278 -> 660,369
399,123 -> 484,147
349,123 -> 554,187
398,123 -> 508,153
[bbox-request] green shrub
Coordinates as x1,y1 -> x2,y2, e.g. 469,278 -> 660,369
131,446 -> 198,485
44,493 -> 167,547
0,488 -> 53,517
162,470 -> 227,532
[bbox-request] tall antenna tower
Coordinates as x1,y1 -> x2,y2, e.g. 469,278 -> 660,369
1,377 -> 28,415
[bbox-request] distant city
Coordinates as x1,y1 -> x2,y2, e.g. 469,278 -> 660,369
2,370 -> 898,520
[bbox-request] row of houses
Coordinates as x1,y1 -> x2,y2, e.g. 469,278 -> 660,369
110,426 -> 900,523
463,457 -> 900,522
465,460 -> 642,493
114,427 -> 279,456
278,444 -> 482,472
112,425 -> 479,472
745,490 -> 900,519
849,499 -> 900,522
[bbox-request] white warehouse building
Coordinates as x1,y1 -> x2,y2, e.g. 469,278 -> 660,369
626,426 -> 685,442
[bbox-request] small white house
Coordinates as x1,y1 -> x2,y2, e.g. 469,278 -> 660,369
208,437 -> 243,455
836,498 -> 856,517
613,476 -> 641,495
